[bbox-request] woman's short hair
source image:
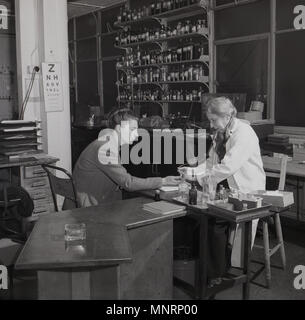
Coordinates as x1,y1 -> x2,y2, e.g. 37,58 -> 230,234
206,97 -> 237,118
107,108 -> 138,129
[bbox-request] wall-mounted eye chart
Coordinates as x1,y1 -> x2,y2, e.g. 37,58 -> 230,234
42,62 -> 64,112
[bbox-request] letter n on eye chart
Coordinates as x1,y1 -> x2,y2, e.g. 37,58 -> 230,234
42,62 -> 64,112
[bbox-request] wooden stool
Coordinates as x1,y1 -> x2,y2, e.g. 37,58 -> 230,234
254,154 -> 288,288
255,209 -> 286,288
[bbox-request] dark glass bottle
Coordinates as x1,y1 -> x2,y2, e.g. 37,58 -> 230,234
189,181 -> 197,205
155,190 -> 161,201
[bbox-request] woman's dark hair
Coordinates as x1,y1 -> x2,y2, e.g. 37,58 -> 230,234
107,108 -> 138,129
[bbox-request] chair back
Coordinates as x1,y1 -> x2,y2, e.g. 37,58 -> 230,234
264,154 -> 288,191
42,164 -> 79,212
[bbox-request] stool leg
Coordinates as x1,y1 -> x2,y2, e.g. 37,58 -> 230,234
263,221 -> 271,289
274,213 -> 286,270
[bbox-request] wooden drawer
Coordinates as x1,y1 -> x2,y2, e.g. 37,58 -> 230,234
29,189 -> 52,201
32,202 -> 54,216
22,177 -> 49,189
23,165 -> 47,179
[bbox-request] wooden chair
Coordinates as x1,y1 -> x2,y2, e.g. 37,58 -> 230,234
254,155 -> 288,288
41,164 -> 79,211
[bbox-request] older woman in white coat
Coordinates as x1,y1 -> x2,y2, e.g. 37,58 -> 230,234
183,97 -> 266,285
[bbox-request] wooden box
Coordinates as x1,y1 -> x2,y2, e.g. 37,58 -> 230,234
250,190 -> 294,208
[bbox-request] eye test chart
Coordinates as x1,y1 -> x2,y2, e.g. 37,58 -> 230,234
42,62 -> 64,112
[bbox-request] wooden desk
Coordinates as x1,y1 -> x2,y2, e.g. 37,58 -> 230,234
139,190 -> 272,300
0,155 -> 59,170
15,197 -> 186,300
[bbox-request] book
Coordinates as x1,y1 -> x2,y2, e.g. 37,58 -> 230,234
143,201 -> 186,215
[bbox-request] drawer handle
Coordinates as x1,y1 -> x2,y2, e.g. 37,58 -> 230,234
33,194 -> 46,200
32,182 -> 47,187
33,171 -> 46,175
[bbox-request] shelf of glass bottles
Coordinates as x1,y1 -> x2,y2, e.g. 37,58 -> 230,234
115,26 -> 208,49
118,88 -> 203,104
117,63 -> 209,87
114,1 -> 207,27
117,58 -> 209,70
117,49 -> 209,69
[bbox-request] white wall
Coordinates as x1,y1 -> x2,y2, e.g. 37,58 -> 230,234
15,0 -> 72,172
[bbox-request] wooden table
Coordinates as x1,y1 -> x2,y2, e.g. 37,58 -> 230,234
0,155 -> 59,170
15,197 -> 186,300
139,190 -> 272,300
262,155 -> 305,219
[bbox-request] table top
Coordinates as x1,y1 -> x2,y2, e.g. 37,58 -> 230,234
262,155 -> 305,179
0,154 -> 59,169
15,197 -> 186,271
139,190 -> 274,223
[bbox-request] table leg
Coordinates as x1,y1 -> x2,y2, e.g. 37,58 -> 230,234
242,221 -> 252,300
196,214 -> 208,300
297,178 -> 300,221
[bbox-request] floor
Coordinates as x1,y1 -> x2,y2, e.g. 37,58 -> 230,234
1,223 -> 305,300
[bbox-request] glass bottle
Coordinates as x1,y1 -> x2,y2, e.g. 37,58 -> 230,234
181,21 -> 186,34
182,45 -> 187,61
149,68 -> 153,82
151,2 -> 156,15
193,64 -> 199,81
167,50 -> 172,63
189,181 -> 197,205
188,38 -> 194,60
188,65 -> 193,81
185,20 -> 191,34
161,66 -> 167,82
192,21 -> 197,33
177,22 -> 182,35
122,6 -> 127,22
155,190 -> 161,201
177,45 -> 182,61
118,8 -> 122,23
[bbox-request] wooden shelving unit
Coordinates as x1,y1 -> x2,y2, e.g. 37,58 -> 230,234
114,2 -> 207,28
115,0 -> 212,118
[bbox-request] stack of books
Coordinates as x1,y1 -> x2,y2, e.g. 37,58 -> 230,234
143,201 -> 186,215
268,134 -> 290,145
0,120 -> 43,161
261,134 -> 293,156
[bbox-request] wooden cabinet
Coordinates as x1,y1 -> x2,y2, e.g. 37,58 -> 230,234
20,165 -> 55,217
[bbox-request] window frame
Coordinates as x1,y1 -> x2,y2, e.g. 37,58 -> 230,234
212,0 -> 305,133
212,0 -> 273,120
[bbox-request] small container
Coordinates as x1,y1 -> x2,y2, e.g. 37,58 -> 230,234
154,189 -> 161,201
189,182 -> 197,205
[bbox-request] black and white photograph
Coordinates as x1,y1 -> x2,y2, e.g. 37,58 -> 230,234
0,0 -> 305,308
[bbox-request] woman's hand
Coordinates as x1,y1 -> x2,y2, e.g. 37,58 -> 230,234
177,166 -> 197,181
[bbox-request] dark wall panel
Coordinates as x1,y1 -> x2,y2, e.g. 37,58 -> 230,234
275,31 -> 305,127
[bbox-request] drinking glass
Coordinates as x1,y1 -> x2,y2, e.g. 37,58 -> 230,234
64,223 -> 86,242
202,175 -> 217,202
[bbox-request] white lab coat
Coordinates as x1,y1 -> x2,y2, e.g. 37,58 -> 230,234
195,118 -> 266,267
